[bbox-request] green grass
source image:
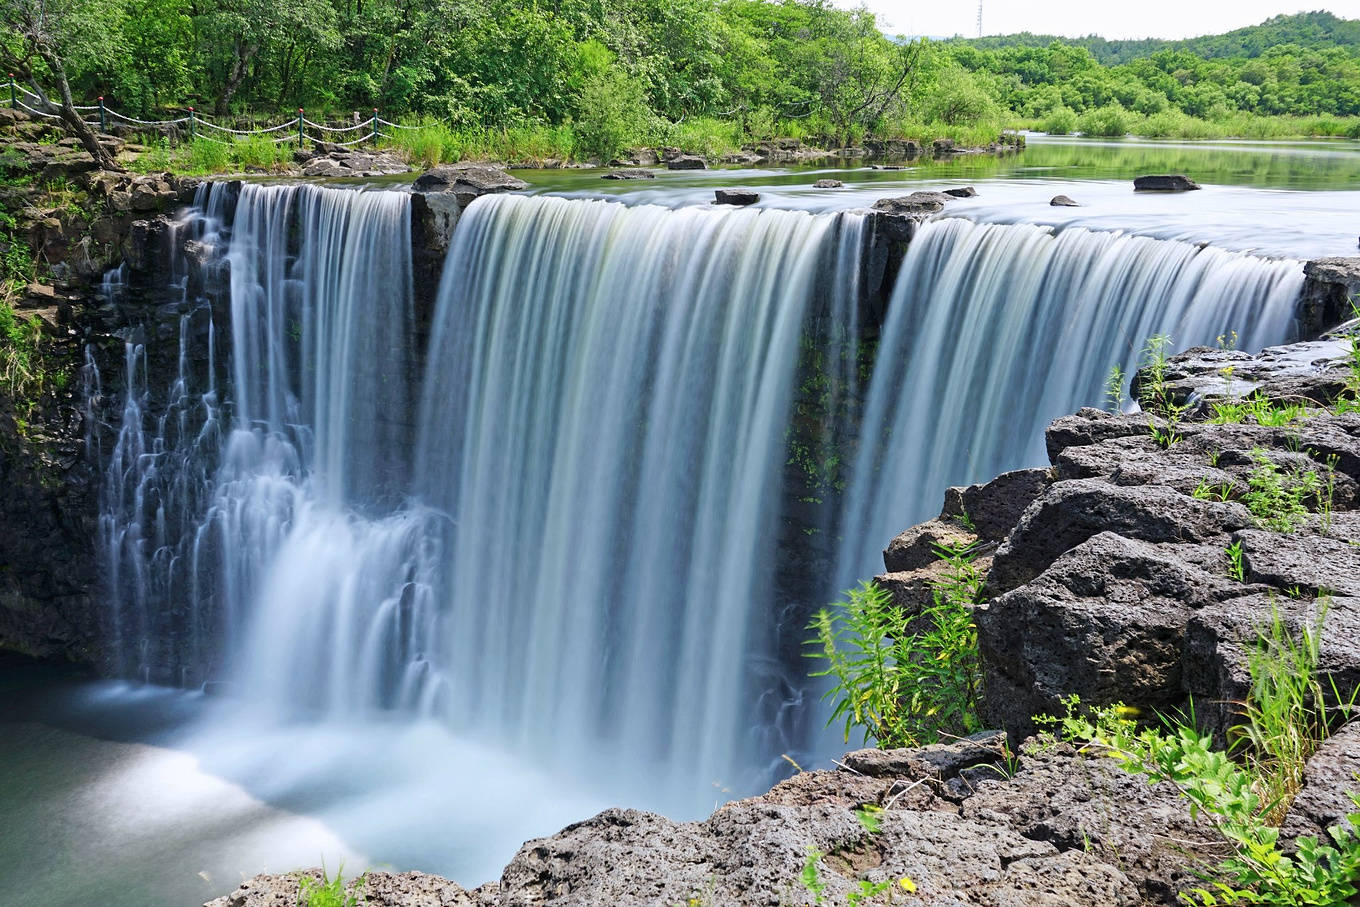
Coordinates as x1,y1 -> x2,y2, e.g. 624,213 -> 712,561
297,866 -> 364,907
1242,448 -> 1322,533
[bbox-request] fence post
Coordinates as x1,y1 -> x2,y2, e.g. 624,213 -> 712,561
8,75 -> 15,110
298,108 -> 305,149
188,106 -> 195,142
371,108 -> 378,147
97,96 -> 106,132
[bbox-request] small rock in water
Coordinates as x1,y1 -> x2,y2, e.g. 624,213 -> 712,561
601,168 -> 656,180
813,178 -> 844,188
666,155 -> 707,170
943,186 -> 977,198
714,188 -> 759,206
1133,174 -> 1201,191
1050,195 -> 1081,207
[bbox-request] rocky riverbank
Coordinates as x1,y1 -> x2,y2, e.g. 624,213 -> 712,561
203,336 -> 1360,905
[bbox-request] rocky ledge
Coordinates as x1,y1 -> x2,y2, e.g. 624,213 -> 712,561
207,726 -> 1355,906
204,340 -> 1360,904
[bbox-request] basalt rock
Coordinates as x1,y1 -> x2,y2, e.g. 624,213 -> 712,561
987,478 -> 1251,595
412,163 -> 526,201
943,186 -> 978,198
600,168 -> 656,180
714,188 -> 759,206
1133,174 -> 1201,191
813,178 -> 844,188
1282,720 -> 1360,844
665,155 -> 707,170
1298,258 -> 1360,337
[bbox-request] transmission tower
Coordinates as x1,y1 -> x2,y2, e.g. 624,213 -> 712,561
976,1 -> 983,37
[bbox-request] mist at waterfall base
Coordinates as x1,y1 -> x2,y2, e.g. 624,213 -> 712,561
76,182 -> 1302,895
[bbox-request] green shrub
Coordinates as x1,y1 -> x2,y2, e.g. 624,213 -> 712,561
574,68 -> 653,162
809,541 -> 984,749
0,300 -> 43,399
1041,106 -> 1079,135
923,66 -> 1000,127
1078,104 -> 1130,138
1047,696 -> 1360,907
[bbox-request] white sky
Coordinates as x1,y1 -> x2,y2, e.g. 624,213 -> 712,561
850,1 -> 1360,40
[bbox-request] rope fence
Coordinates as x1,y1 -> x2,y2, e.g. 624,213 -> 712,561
7,75 -> 409,151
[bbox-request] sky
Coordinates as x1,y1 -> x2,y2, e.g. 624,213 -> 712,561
850,1 -> 1360,40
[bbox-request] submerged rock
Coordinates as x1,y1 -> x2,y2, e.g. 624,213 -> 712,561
1050,194 -> 1080,206
1133,174 -> 1201,191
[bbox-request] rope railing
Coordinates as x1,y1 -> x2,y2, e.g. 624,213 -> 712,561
6,75 -> 405,152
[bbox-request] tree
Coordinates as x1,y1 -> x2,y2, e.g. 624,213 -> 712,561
0,0 -> 123,169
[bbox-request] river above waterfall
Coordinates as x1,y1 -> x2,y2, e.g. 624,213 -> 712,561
512,135 -> 1360,258
7,136 -> 1358,907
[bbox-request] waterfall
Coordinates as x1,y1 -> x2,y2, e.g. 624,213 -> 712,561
835,217 -> 1304,585
95,188 -> 1306,834
413,194 -> 866,800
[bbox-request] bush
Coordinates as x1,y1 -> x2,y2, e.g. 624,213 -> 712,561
923,66 -> 1000,127
809,541 -> 984,749
1040,106 -> 1078,135
1078,104 -> 1130,137
573,67 -> 653,162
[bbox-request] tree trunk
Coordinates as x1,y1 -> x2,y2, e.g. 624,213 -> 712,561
33,42 -> 120,171
215,41 -> 258,116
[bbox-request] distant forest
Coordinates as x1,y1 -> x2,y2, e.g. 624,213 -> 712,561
3,2 -> 1358,161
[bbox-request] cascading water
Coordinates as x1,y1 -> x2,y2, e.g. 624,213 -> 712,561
835,217 -> 1305,585
94,187 -> 1309,877
411,194 -> 866,800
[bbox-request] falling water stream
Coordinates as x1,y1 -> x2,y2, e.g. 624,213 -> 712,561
71,179 -> 1312,897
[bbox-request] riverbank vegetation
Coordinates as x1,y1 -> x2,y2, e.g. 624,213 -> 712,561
4,2 -> 1358,168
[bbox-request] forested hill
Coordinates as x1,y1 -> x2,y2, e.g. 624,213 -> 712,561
959,11 -> 1360,64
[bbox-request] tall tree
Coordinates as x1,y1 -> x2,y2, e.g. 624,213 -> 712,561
1,0 -> 124,169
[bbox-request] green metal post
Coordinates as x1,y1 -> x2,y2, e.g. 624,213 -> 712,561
371,108 -> 378,147
298,108 -> 305,149
97,97 -> 106,132
188,106 -> 195,142
9,75 -> 15,110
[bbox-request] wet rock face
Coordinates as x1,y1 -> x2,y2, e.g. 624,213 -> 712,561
714,188 -> 759,206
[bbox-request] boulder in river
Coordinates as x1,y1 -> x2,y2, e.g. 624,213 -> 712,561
943,186 -> 978,197
666,155 -> 707,170
1050,194 -> 1080,207
813,178 -> 843,188
412,163 -> 527,200
714,188 -> 759,206
1133,174 -> 1201,191
600,168 -> 656,180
